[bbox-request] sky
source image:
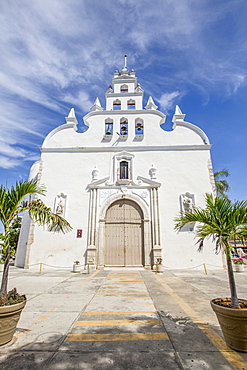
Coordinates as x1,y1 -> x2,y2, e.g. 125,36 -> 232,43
0,0 -> 247,201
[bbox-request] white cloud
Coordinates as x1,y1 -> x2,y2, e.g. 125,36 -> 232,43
62,91 -> 93,112
0,141 -> 27,159
0,0 -> 246,174
0,156 -> 21,169
158,91 -> 181,113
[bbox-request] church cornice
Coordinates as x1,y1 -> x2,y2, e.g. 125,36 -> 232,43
105,92 -> 143,98
112,77 -> 137,83
83,109 -> 166,125
41,144 -> 212,153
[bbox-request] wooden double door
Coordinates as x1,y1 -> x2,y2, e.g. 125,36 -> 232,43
104,200 -> 144,266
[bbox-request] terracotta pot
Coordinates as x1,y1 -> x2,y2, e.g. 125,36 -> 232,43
234,264 -> 245,272
211,298 -> 247,352
0,300 -> 26,346
73,264 -> 81,273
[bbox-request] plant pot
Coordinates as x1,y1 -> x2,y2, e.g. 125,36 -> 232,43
211,298 -> 247,352
73,264 -> 81,273
234,264 -> 245,272
0,300 -> 26,346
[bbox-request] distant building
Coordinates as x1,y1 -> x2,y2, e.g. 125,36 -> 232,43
16,59 -> 222,270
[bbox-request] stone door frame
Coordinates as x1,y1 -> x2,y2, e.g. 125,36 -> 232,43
97,193 -> 152,268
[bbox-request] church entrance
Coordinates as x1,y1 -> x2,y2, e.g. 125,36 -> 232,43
104,199 -> 144,266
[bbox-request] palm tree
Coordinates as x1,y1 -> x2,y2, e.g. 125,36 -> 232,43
0,179 -> 72,294
174,194 -> 247,308
214,169 -> 230,198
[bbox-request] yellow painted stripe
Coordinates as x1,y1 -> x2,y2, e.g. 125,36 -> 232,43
75,319 -> 161,326
154,274 -> 247,370
76,269 -> 101,288
82,311 -> 157,315
65,332 -> 168,342
123,297 -> 151,300
85,269 -> 101,281
96,292 -> 148,295
106,280 -> 142,282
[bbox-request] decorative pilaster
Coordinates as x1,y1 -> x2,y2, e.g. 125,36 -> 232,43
98,219 -> 105,268
150,187 -> 161,266
143,219 -> 152,268
86,188 -> 98,266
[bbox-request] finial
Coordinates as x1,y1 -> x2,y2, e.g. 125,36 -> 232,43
145,96 -> 158,110
172,105 -> 186,125
65,108 -> 78,126
121,55 -> 128,72
68,108 -> 75,117
90,98 -> 104,112
124,55 -> 127,68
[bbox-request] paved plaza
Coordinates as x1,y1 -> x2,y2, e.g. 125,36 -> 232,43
1,266 -> 247,369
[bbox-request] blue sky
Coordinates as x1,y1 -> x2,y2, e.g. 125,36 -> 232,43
0,0 -> 246,201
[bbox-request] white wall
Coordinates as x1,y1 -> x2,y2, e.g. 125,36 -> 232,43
16,87 -> 222,270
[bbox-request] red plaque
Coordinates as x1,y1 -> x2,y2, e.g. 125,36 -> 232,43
77,229 -> 82,238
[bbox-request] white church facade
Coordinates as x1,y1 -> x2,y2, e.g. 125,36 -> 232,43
15,60 -> 222,270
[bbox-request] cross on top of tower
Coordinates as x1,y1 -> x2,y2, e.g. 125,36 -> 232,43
121,55 -> 128,72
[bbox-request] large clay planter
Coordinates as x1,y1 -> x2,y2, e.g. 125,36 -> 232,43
211,298 -> 247,352
0,300 -> 26,345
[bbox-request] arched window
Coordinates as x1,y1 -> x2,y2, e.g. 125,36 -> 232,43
135,118 -> 144,135
127,99 -> 135,110
120,84 -> 128,93
120,161 -> 129,179
113,99 -> 121,110
114,152 -> 134,184
120,118 -> 128,135
105,118 -> 113,135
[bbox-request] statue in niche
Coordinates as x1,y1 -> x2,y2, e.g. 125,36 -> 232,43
56,199 -> 64,216
183,195 -> 194,212
149,165 -> 157,180
92,167 -> 99,182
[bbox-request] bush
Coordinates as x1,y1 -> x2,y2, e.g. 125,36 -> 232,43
0,288 -> 26,306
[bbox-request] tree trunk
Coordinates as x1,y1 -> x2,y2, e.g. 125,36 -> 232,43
0,252 -> 10,294
226,254 -> 240,308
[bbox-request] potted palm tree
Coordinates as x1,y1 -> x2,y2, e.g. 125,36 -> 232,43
174,194 -> 247,352
0,179 -> 72,345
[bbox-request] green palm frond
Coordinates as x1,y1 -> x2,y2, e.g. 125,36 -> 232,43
174,193 -> 247,307
27,200 -> 72,233
213,169 -> 231,198
0,179 -> 72,294
0,180 -> 46,226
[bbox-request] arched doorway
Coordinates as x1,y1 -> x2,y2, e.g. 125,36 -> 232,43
104,199 -> 144,266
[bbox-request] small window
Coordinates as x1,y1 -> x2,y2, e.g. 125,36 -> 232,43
120,119 -> 128,135
120,84 -> 128,93
105,123 -> 113,135
120,161 -> 129,179
135,122 -> 144,135
135,118 -> 144,136
113,99 -> 121,110
127,99 -> 135,110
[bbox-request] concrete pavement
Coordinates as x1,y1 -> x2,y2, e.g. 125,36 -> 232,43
1,266 -> 247,369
